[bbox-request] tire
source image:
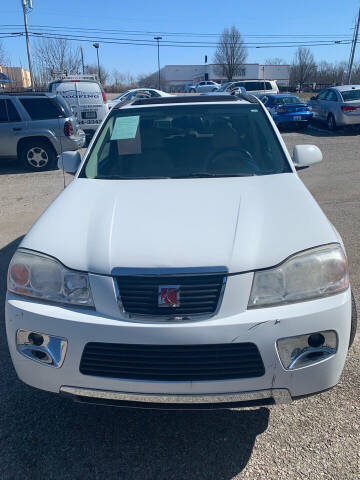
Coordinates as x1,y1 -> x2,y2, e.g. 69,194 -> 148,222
212,88 -> 217,92
19,140 -> 56,171
190,89 -> 196,93
349,291 -> 358,347
327,114 -> 337,131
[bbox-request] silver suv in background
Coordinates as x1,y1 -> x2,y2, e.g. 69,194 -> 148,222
0,92 -> 85,171
308,85 -> 360,130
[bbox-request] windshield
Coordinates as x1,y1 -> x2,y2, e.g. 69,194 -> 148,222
80,104 -> 291,180
340,89 -> 360,101
271,96 -> 301,105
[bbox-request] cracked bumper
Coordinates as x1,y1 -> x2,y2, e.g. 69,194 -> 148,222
5,288 -> 351,403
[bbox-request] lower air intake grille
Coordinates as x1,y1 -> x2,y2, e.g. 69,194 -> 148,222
115,274 -> 225,317
80,343 -> 265,381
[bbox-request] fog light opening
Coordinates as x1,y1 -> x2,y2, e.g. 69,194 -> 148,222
308,333 -> 325,348
31,349 -> 52,363
16,329 -> 68,368
28,332 -> 44,346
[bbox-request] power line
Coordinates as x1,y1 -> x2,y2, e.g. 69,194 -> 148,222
1,29 -> 351,49
0,23 -> 354,39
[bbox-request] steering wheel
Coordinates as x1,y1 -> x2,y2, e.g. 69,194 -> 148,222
206,147 -> 260,174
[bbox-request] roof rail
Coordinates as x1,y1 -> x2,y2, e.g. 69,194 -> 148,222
115,93 -> 260,108
51,74 -> 97,81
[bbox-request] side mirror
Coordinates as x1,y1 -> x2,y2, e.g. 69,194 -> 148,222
293,145 -> 322,170
58,151 -> 81,174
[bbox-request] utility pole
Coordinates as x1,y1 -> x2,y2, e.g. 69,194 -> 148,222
21,0 -> 35,91
154,37 -> 162,90
347,8 -> 360,84
80,46 -> 85,74
93,43 -> 101,83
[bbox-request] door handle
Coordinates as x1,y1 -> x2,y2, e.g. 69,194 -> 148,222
13,127 -> 22,131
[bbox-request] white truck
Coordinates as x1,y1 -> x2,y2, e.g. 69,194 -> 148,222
48,75 -> 108,144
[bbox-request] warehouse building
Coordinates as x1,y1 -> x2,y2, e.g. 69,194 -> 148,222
158,63 -> 290,92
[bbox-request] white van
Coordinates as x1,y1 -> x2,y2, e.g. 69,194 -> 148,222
228,80 -> 279,96
48,76 -> 108,143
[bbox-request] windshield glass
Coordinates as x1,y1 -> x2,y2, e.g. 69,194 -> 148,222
272,96 -> 301,105
80,104 -> 291,180
340,89 -> 360,101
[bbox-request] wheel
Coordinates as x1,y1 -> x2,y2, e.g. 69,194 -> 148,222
20,140 -> 56,171
327,114 -> 337,131
349,290 -> 358,347
212,88 -> 218,92
190,89 -> 196,93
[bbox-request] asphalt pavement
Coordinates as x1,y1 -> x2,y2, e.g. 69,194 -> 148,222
0,126 -> 359,479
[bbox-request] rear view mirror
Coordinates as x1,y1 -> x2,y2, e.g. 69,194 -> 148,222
58,151 -> 81,174
293,145 -> 322,170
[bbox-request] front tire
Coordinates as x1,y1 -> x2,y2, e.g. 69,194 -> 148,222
190,89 -> 196,93
19,140 -> 56,171
327,114 -> 337,131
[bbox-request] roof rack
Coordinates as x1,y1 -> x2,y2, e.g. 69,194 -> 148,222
50,74 -> 97,81
116,93 -> 260,108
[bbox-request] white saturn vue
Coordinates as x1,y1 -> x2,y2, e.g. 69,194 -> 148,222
6,94 -> 357,409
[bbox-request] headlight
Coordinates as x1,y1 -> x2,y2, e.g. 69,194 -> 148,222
8,249 -> 94,307
248,244 -> 348,308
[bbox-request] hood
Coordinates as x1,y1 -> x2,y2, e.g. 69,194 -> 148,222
21,174 -> 337,275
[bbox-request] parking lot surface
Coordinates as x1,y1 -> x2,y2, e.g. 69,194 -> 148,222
0,128 -> 359,479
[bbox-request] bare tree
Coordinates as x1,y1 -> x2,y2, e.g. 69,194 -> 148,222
265,57 -> 287,65
213,26 -> 247,81
85,64 -> 110,85
109,69 -> 137,91
290,47 -> 316,89
315,61 -> 346,85
34,38 -> 81,84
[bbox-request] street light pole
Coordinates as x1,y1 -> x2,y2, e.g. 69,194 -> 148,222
154,36 -> 162,90
93,43 -> 101,83
21,0 -> 35,91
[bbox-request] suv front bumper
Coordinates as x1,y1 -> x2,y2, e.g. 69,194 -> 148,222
5,289 -> 351,407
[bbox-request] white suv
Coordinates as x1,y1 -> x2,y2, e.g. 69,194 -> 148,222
6,94 -> 356,409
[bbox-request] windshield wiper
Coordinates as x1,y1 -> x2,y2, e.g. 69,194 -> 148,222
170,172 -> 256,178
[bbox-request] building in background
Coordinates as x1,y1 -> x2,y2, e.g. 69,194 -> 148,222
0,66 -> 31,90
157,64 -> 290,91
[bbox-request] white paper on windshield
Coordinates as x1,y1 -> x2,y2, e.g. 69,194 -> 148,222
111,116 -> 142,155
111,116 -> 140,140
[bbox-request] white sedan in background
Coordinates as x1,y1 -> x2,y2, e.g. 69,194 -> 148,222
107,88 -> 171,109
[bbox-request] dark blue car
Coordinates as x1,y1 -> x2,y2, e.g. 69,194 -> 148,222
260,94 -> 313,129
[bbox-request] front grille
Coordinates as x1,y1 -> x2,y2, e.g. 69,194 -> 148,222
80,343 -> 265,381
116,274 -> 225,317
